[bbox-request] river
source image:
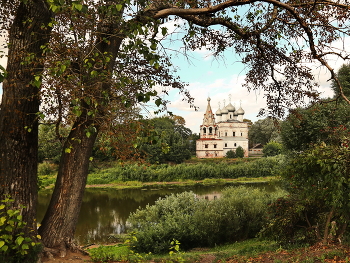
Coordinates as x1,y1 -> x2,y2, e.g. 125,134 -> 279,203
37,182 -> 277,245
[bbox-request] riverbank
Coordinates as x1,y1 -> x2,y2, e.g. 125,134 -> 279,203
84,176 -> 278,190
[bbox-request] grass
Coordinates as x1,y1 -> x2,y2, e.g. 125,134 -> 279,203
87,237 -> 350,262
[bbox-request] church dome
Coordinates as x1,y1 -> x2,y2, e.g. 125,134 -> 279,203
221,107 -> 228,114
215,108 -> 222,116
236,106 -> 245,115
225,103 -> 235,112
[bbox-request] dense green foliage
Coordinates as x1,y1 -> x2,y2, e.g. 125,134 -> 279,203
0,198 -> 41,263
140,116 -> 192,164
128,186 -> 287,254
261,194 -> 328,245
280,102 -> 350,151
86,156 -> 285,184
331,64 -> 350,99
262,142 -> 283,157
235,146 -> 245,158
225,150 -> 236,158
248,118 -> 281,147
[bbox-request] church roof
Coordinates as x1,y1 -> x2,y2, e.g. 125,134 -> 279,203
225,102 -> 235,112
202,97 -> 216,126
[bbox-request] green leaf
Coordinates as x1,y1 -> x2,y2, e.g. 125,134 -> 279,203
150,42 -> 157,51
115,4 -> 123,11
65,148 -> 71,153
1,245 -> 8,252
0,240 -> 4,248
155,98 -> 162,107
15,236 -> 24,246
22,243 -> 29,250
86,131 -> 91,138
161,27 -> 167,36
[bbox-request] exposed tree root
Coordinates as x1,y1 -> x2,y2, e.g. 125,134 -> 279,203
40,238 -> 89,261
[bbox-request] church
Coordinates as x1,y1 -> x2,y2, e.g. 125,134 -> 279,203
196,97 -> 249,158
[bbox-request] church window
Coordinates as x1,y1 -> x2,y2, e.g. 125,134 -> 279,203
241,132 -> 243,136
209,127 -> 213,134
224,143 -> 227,147
203,127 -> 206,133
234,143 -> 237,147
233,132 -> 235,136
214,144 -> 217,148
225,132 -> 227,136
205,144 -> 208,148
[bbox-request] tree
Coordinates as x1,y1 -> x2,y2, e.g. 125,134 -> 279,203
281,102 -> 350,152
2,0 -> 350,259
249,118 -> 281,147
140,116 -> 192,164
331,64 -> 350,99
281,129 -> 350,244
235,146 -> 244,158
0,2 -> 53,261
262,141 -> 283,157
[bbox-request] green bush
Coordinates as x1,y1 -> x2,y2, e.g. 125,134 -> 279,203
0,197 -> 42,263
260,194 -> 328,245
262,142 -> 283,157
235,146 -> 245,158
128,186 -> 287,254
226,150 -> 236,158
38,162 -> 58,176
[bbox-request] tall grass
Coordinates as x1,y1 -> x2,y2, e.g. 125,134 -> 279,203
87,155 -> 284,184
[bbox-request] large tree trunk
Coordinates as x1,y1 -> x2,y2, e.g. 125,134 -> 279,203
38,2 -> 124,251
38,116 -> 98,250
0,0 -> 52,245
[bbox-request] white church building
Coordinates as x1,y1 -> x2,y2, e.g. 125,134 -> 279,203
196,97 -> 249,158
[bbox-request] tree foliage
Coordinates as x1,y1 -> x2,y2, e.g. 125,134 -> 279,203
281,102 -> 350,152
249,118 -> 281,147
235,146 -> 244,158
332,64 -> 350,99
262,141 -> 283,157
140,116 -> 192,164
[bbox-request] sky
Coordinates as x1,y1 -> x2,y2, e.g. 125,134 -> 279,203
0,19 -> 345,134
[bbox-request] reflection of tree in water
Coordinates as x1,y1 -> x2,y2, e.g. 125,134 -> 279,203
37,182 -> 279,244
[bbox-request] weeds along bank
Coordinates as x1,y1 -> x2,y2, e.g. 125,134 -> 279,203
85,155 -> 284,184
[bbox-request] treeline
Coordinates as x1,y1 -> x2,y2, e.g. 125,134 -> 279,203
87,155 -> 284,184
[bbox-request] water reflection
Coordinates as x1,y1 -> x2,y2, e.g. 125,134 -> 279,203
37,182 -> 278,245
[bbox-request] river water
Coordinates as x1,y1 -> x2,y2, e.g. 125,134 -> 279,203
37,182 -> 277,245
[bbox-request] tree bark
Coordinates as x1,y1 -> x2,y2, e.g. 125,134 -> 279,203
0,0 -> 52,236
38,115 -> 99,249
38,2 -> 124,249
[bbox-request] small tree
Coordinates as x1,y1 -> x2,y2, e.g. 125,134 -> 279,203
226,150 -> 236,158
263,141 -> 283,157
280,126 -> 350,244
235,146 -> 245,158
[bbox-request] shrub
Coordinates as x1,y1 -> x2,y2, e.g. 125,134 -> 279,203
225,150 -> 236,158
0,197 -> 42,263
128,186 -> 287,254
235,146 -> 245,158
262,141 -> 283,157
260,194 -> 328,245
38,162 -> 58,176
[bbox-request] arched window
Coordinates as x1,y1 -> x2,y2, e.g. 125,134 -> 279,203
209,127 -> 213,134
203,127 -> 206,133
234,143 -> 237,147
